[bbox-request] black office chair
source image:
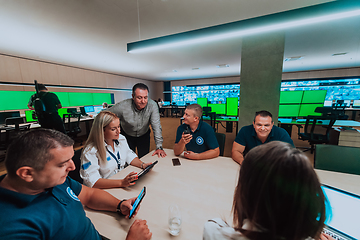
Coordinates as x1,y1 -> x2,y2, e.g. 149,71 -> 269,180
215,132 -> 226,156
68,148 -> 84,183
63,113 -> 82,145
201,111 -> 216,131
171,105 -> 181,118
332,100 -> 349,120
4,117 -> 31,150
296,115 -> 336,154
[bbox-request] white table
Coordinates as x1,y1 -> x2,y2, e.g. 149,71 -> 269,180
85,149 -> 240,240
85,149 -> 360,239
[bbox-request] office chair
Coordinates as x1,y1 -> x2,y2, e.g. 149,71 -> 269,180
63,113 -> 82,145
68,148 -> 84,183
171,104 -> 181,118
215,132 -> 226,156
296,115 -> 336,154
201,111 -> 216,131
315,144 -> 360,175
332,100 -> 349,120
3,117 -> 31,150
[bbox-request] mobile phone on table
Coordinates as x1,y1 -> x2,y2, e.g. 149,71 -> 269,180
172,158 -> 181,166
129,186 -> 146,219
183,126 -> 191,134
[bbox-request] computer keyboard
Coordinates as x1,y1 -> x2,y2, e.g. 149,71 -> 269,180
322,228 -> 347,240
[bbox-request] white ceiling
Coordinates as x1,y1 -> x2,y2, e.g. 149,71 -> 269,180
0,0 -> 359,81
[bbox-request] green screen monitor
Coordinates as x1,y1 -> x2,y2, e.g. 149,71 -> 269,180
208,104 -> 226,115
25,110 -> 38,122
226,97 -> 238,116
58,108 -> 68,119
197,98 -> 207,107
298,104 -> 323,117
278,104 -> 300,118
301,90 -> 327,104
279,91 -> 304,104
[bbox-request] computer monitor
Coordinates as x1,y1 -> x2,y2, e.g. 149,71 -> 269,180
93,105 -> 103,114
58,108 -> 68,119
298,104 -> 323,117
208,104 -> 226,115
278,104 -> 300,118
226,97 -> 238,116
353,100 -> 360,108
67,108 -> 77,114
25,110 -> 38,123
84,105 -> 95,113
162,101 -> 171,106
0,111 -> 21,125
279,91 -> 303,104
197,98 -> 208,107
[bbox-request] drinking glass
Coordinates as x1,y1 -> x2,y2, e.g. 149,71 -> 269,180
168,204 -> 182,236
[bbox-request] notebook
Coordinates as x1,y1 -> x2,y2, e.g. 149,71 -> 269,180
322,185 -> 360,240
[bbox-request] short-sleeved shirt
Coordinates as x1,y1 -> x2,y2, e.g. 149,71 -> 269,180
80,134 -> 138,187
235,124 -> 294,156
175,121 -> 219,153
0,176 -> 101,240
29,92 -> 61,114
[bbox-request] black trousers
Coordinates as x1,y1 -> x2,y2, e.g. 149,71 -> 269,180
38,113 -> 66,134
121,127 -> 150,159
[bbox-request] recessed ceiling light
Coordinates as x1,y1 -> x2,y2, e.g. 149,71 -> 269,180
172,70 -> 178,72
284,56 -> 303,62
192,68 -> 200,70
332,52 -> 348,56
217,64 -> 230,68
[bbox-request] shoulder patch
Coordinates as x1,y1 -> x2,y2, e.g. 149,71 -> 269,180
81,162 -> 91,170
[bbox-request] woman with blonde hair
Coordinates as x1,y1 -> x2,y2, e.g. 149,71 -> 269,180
80,111 -> 153,189
203,141 -> 333,240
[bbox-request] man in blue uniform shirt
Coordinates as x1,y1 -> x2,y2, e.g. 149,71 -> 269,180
174,104 -> 219,160
0,129 -> 151,240
232,110 -> 294,165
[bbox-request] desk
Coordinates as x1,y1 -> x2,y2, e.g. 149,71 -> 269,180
161,106 -> 185,117
85,149 -> 239,240
85,150 -> 360,239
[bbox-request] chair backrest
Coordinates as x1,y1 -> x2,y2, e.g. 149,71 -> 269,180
215,132 -> 226,156
63,113 -> 81,135
315,144 -> 360,175
304,115 -> 336,140
68,148 -> 83,183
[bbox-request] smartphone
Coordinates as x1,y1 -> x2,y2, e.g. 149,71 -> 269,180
172,158 -> 181,166
129,186 -> 146,219
183,126 -> 191,134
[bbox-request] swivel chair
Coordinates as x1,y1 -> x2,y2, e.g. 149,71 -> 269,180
63,113 -> 82,145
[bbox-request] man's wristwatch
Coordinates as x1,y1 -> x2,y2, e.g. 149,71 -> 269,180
116,199 -> 126,216
156,146 -> 163,151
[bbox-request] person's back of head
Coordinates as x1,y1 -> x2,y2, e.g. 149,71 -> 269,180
233,141 -> 326,240
5,129 -> 74,178
37,84 -> 47,91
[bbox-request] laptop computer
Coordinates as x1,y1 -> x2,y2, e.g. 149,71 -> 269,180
321,185 -> 360,240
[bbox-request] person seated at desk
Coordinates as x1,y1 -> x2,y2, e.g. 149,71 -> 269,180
174,104 -> 219,160
203,141 -> 333,240
232,110 -> 294,165
81,111 -> 153,189
0,129 -> 152,240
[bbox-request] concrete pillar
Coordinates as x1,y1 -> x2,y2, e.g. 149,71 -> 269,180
239,31 -> 285,129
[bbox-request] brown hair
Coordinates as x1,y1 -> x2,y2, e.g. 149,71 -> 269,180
186,103 -> 203,118
233,141 -> 326,240
5,129 -> 74,177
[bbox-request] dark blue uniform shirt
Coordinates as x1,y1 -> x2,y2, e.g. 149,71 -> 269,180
235,124 -> 294,156
175,121 -> 219,153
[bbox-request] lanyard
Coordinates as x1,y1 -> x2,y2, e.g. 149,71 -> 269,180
106,147 -> 121,169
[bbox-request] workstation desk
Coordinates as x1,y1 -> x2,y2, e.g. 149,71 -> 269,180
85,149 -> 360,239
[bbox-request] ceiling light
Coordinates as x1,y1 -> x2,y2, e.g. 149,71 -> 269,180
284,56 -> 303,62
192,68 -> 200,70
217,64 -> 229,68
332,52 -> 348,56
127,0 -> 360,52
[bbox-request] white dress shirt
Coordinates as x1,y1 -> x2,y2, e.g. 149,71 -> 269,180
80,134 -> 138,187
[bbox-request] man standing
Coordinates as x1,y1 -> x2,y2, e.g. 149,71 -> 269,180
28,83 -> 66,133
0,129 -> 151,240
109,83 -> 166,158
232,110 -> 294,165
174,104 -> 219,160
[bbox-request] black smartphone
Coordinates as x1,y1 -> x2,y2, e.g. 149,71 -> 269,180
183,126 -> 191,134
129,186 -> 146,219
172,158 -> 181,166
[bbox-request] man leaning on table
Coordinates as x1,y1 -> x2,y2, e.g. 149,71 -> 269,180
0,129 -> 151,240
232,110 -> 294,165
174,103 -> 220,160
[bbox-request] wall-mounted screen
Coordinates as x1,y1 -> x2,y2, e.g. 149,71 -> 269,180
197,98 -> 208,107
298,104 -> 323,117
302,90 -> 327,104
226,97 -> 238,116
279,91 -> 303,104
278,105 -> 300,118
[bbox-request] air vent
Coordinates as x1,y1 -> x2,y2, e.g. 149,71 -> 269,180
192,68 -> 200,70
217,64 -> 229,68
332,52 -> 348,56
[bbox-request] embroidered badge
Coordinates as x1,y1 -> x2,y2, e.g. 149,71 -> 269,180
66,187 -> 80,201
196,136 -> 204,145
